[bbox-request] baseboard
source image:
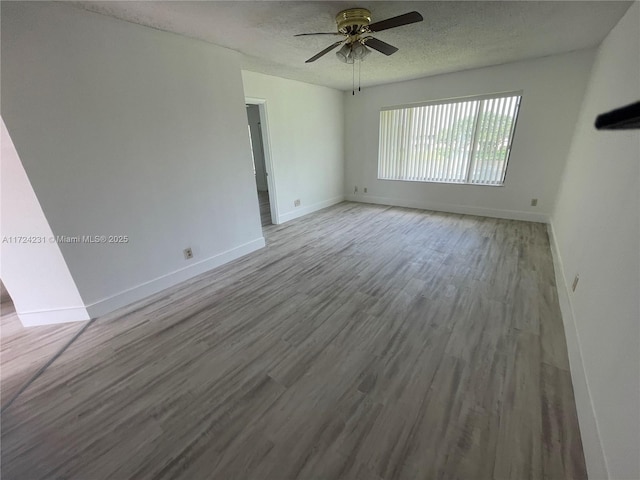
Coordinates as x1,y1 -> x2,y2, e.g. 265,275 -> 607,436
344,194 -> 548,223
16,306 -> 90,327
278,195 -> 344,224
86,237 -> 266,318
547,221 -> 609,479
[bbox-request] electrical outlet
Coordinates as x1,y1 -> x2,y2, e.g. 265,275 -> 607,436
572,274 -> 579,292
364,187 -> 368,193
294,199 -> 301,207
184,247 -> 193,260
354,186 -> 358,194
531,198 -> 538,207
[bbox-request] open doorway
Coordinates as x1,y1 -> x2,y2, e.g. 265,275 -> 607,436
245,99 -> 278,227
1,279 -> 15,317
246,104 -> 270,226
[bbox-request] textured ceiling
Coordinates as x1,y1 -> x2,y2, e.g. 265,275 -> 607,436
73,1 -> 632,90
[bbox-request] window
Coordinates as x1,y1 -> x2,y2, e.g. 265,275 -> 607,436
378,92 -> 522,186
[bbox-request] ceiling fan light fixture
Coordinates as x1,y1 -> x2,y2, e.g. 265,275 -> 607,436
351,42 -> 370,61
335,43 -> 354,64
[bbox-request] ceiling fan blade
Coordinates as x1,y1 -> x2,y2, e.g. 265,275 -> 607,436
368,11 -> 423,32
294,32 -> 343,37
305,41 -> 344,63
364,37 -> 399,56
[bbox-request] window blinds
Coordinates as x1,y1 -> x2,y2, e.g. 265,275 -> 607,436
378,93 -> 521,185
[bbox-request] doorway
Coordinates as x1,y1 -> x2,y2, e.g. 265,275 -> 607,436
245,100 -> 277,226
1,279 -> 15,317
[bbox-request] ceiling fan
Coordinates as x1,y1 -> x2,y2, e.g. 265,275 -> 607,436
296,8 -> 423,64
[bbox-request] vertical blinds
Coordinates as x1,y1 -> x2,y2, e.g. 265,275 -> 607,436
378,93 -> 521,185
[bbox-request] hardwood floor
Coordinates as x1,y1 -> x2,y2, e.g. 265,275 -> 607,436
0,301 -> 86,410
0,202 -> 586,479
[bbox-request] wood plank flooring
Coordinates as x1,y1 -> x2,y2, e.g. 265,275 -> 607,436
0,301 -> 86,409
0,202 -> 586,479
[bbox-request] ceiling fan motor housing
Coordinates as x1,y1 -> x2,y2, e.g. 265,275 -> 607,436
335,8 -> 371,35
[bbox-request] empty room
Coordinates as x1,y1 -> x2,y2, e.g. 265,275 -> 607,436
1,1 -> 638,479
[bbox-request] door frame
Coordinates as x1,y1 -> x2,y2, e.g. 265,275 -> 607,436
245,97 -> 279,225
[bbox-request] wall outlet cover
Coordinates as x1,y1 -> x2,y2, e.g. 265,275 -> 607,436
184,247 -> 193,260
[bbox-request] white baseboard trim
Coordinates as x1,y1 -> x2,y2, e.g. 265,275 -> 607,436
277,195 -> 344,224
345,194 -> 548,223
547,221 -> 608,480
86,237 -> 266,319
17,306 -> 90,327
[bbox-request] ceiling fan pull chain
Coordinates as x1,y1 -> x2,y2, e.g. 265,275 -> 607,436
352,60 -> 355,95
358,60 -> 361,92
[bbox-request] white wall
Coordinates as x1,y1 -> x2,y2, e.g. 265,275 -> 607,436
242,71 -> 344,223
1,118 -> 90,326
549,3 -> 640,479
344,50 -> 596,222
1,2 -> 264,319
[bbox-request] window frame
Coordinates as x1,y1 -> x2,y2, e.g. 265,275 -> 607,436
377,90 -> 523,187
